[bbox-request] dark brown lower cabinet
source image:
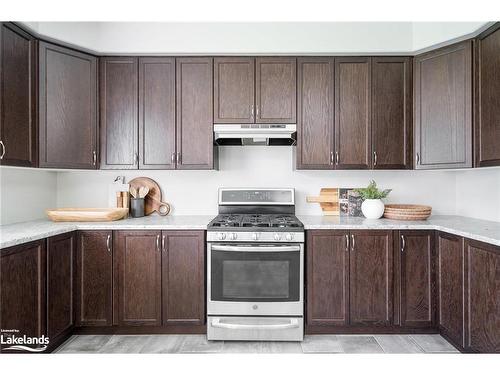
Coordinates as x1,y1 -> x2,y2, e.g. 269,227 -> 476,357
306,230 -> 349,326
0,240 -> 46,352
437,232 -> 464,348
114,231 -> 162,326
464,239 -> 500,353
349,230 -> 393,326
397,230 -> 435,328
76,231 -> 113,326
46,232 -> 75,345
162,231 -> 205,325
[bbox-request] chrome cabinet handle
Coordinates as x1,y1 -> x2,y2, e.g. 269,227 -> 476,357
351,234 -> 355,251
171,152 -> 175,164
401,235 -> 405,252
251,104 -> 254,118
106,234 -> 111,253
0,140 -> 5,159
162,235 -> 166,252
345,234 -> 349,252
156,234 -> 160,252
330,151 -> 334,165
256,105 -> 260,118
176,153 -> 181,165
335,151 -> 339,165
92,150 -> 97,166
134,152 -> 139,165
416,152 -> 420,165
373,151 -> 377,166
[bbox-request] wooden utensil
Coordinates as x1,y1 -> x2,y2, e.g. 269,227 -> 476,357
129,186 -> 137,198
306,188 -> 339,216
128,177 -> 171,216
46,208 -> 129,222
138,186 -> 149,199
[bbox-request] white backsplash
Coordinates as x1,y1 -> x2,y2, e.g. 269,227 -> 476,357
56,147 -> 458,216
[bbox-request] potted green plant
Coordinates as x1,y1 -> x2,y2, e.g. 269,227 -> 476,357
354,180 -> 392,219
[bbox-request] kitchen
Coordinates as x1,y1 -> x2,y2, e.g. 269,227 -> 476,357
1,2 -> 500,372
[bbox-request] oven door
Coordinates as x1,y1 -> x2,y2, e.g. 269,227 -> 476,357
207,243 -> 303,316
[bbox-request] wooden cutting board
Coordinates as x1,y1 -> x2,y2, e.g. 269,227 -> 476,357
46,208 -> 129,222
129,177 -> 170,216
306,188 -> 339,216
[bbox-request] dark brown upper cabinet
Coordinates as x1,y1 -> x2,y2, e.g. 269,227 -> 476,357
349,230 -> 393,326
475,24 -> 500,167
335,57 -> 371,169
161,231 -> 205,326
214,57 -> 255,123
100,57 -> 138,169
139,57 -> 176,170
464,239 -> 500,353
255,57 -> 296,123
296,58 -> 335,169
39,42 -> 98,169
437,232 -> 464,349
0,240 -> 46,352
46,232 -> 75,343
0,22 -> 37,167
397,231 -> 435,328
414,41 -> 472,170
176,57 -> 215,169
114,230 -> 162,326
372,57 -> 412,169
76,231 -> 113,327
306,230 -> 349,328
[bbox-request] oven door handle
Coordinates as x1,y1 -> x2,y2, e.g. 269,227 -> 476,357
210,245 -> 300,252
211,318 -> 300,330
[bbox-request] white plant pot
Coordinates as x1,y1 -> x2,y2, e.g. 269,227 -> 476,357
361,199 -> 385,219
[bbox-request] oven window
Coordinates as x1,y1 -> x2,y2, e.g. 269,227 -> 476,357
211,249 -> 300,302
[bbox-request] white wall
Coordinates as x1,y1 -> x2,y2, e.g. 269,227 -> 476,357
454,167 -> 500,222
56,147 -> 458,216
0,167 -> 58,225
412,22 -> 489,51
23,22 -> 488,55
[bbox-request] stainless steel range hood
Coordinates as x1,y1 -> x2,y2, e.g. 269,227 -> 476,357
214,124 -> 297,146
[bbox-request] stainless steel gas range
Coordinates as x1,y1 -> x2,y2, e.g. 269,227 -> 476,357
206,188 -> 304,341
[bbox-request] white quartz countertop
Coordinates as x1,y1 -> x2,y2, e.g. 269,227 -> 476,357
298,215 -> 500,246
1,214 -> 499,249
0,215 -> 214,249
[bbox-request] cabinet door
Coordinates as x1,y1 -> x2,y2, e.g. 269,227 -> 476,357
256,57 -> 296,123
335,57 -> 371,169
47,232 -> 75,341
414,41 -> 472,169
464,239 -> 500,353
372,57 -> 412,169
162,231 -> 205,325
138,57 -> 175,169
398,230 -> 435,327
100,57 -> 138,169
475,25 -> 500,167
76,231 -> 113,327
306,230 -> 349,326
114,231 -> 161,326
349,230 -> 393,326
296,58 -> 334,169
0,22 -> 37,167
0,240 -> 46,352
437,232 -> 464,348
39,42 -> 98,169
176,57 -> 215,169
214,57 -> 254,123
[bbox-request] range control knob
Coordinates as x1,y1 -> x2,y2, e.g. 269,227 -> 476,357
252,233 -> 259,241
285,233 -> 294,241
230,233 -> 238,240
274,233 -> 282,241
218,232 -> 226,240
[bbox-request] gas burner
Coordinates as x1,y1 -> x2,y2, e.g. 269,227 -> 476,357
241,214 -> 271,227
271,215 -> 301,228
210,214 -> 242,227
